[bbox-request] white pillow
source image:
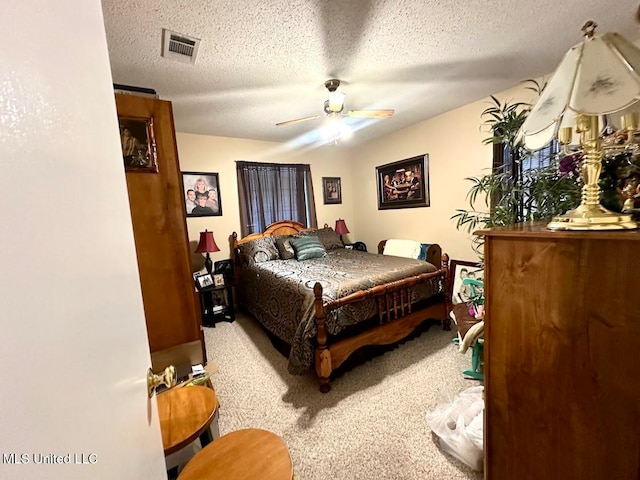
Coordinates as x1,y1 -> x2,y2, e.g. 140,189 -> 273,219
383,239 -> 422,259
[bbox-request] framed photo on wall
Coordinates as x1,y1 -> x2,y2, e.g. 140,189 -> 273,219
182,171 -> 222,217
376,154 -> 429,210
119,116 -> 158,173
449,260 -> 484,305
322,177 -> 342,204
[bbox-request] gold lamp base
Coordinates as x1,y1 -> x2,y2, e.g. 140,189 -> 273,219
547,204 -> 638,231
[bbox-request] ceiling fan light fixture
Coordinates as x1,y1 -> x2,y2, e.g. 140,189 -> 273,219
328,91 -> 345,112
323,116 -> 351,142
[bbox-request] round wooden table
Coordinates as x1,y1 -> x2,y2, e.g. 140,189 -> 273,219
177,428 -> 293,480
157,385 -> 219,456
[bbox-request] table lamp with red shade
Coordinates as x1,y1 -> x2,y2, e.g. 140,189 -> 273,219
334,218 -> 350,243
195,229 -> 220,274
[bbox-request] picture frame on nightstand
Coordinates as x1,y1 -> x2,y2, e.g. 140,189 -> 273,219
195,273 -> 214,290
213,273 -> 225,287
214,259 -> 234,282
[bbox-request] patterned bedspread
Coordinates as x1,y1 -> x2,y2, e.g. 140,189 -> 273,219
238,249 -> 442,374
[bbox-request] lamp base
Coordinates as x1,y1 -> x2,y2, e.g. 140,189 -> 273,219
204,254 -> 213,275
547,204 -> 638,231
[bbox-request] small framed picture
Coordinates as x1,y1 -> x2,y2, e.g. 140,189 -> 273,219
211,290 -> 227,309
322,177 -> 342,204
213,273 -> 225,287
214,259 -> 234,282
119,116 -> 158,173
195,273 -> 214,290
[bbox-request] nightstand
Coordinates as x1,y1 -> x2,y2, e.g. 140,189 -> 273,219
198,283 -> 235,327
345,241 -> 367,252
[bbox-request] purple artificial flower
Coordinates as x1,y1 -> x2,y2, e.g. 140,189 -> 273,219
559,152 -> 582,179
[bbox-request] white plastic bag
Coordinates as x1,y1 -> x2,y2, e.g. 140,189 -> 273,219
426,386 -> 484,471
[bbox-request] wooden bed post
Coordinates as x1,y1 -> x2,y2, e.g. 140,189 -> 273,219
313,282 -> 332,393
441,253 -> 452,330
230,232 -> 241,281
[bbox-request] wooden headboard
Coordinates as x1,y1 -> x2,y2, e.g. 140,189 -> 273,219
230,220 -> 315,271
231,220 -> 312,247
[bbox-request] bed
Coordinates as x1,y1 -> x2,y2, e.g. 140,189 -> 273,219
231,221 -> 451,392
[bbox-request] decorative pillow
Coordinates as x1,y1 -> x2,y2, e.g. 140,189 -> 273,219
289,235 -> 327,261
238,236 -> 279,264
311,227 -> 344,250
274,235 -> 297,260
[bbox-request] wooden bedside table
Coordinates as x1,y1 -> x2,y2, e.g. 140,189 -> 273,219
198,282 -> 235,327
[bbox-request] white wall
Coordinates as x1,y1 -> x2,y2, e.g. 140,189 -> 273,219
0,1 -> 166,478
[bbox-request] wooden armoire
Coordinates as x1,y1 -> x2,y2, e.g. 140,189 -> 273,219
477,222 -> 640,480
115,93 -> 203,358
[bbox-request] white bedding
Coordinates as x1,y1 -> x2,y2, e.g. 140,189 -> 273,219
382,238 -> 422,259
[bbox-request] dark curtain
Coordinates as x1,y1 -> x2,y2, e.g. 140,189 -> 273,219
236,161 -> 318,237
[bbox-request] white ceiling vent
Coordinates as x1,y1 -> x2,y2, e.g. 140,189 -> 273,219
162,29 -> 200,65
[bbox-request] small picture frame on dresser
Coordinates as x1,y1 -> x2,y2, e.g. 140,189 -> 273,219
213,273 -> 225,287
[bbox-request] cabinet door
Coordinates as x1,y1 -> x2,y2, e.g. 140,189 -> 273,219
116,94 -> 201,352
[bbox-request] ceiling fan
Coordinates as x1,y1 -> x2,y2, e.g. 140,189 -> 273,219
275,79 -> 395,127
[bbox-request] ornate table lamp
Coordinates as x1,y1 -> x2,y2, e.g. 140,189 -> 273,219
334,218 -> 350,242
517,21 -> 640,230
195,229 -> 220,274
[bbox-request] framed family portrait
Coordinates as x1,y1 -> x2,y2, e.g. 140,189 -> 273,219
182,172 -> 222,217
449,260 -> 484,305
119,116 -> 158,173
322,177 -> 342,204
376,154 -> 429,210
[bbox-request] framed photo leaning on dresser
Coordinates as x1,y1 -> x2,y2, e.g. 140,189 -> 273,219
449,259 -> 483,305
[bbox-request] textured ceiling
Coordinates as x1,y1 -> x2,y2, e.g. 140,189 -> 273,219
102,0 -> 640,147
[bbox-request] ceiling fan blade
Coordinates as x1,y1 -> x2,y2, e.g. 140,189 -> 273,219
347,109 -> 395,119
275,115 -> 321,127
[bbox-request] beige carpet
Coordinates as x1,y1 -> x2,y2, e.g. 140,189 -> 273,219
203,313 -> 483,480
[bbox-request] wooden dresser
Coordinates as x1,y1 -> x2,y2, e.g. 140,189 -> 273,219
476,223 -> 640,480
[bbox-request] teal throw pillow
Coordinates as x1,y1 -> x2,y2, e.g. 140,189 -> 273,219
290,235 -> 327,261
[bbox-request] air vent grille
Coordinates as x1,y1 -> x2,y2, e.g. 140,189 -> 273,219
162,29 -> 200,64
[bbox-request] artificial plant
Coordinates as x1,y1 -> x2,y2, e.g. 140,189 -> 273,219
452,80 -> 582,257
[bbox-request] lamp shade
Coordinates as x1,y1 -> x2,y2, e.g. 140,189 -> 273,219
195,230 -> 220,253
517,21 -> 640,150
334,219 -> 350,235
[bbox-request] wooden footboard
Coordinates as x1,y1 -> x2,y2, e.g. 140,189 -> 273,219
313,254 -> 451,393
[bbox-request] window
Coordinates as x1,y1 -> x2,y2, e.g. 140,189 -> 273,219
236,161 -> 317,236
492,140 -> 559,222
